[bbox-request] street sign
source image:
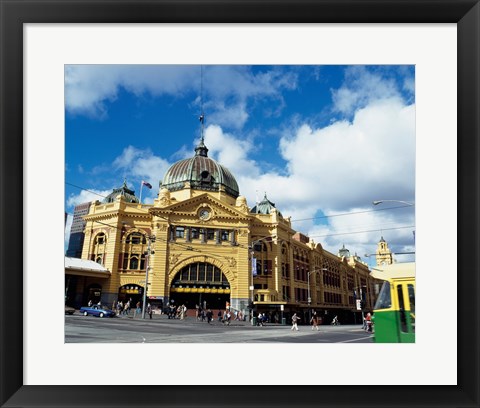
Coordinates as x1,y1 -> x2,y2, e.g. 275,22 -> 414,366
356,299 -> 362,310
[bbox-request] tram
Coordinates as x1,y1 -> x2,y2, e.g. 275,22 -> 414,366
371,262 -> 415,343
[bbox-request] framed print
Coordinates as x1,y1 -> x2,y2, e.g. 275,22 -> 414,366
1,0 -> 479,407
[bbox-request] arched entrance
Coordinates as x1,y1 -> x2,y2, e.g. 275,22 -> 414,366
118,284 -> 144,307
170,262 -> 230,311
84,283 -> 102,305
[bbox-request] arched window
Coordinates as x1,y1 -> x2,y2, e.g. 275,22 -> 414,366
122,231 -> 148,272
172,263 -> 229,287
91,232 -> 107,265
126,232 -> 146,244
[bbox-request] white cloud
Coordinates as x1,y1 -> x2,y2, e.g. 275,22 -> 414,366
276,98 -> 415,210
65,65 -> 197,118
112,145 -> 170,187
66,188 -> 111,209
331,66 -> 402,115
304,207 -> 415,258
65,65 -> 298,128
204,125 -> 260,180
219,96 -> 415,259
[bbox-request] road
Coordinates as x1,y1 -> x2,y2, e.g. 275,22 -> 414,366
65,314 -> 374,343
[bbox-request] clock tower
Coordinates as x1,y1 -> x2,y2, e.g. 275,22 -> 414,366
376,236 -> 393,266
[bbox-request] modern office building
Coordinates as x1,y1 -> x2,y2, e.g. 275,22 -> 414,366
66,202 -> 91,258
66,136 -> 382,323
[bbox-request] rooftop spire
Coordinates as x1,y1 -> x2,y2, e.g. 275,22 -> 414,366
195,65 -> 208,157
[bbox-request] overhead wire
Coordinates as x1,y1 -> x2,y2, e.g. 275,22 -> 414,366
66,180 -> 415,243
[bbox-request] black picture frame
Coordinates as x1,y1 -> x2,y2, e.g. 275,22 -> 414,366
1,1 -> 478,407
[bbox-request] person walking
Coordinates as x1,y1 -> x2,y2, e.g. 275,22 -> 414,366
147,303 -> 152,319
310,312 -> 320,331
134,301 -> 141,318
291,313 -> 300,331
206,309 -> 213,324
365,312 -> 372,332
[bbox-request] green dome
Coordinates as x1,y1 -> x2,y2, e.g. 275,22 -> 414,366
251,193 -> 282,216
103,180 -> 139,203
160,139 -> 239,198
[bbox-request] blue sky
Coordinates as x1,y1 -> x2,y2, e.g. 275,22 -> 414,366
65,65 -> 415,265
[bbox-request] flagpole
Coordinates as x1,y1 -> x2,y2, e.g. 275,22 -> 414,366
139,181 -> 144,204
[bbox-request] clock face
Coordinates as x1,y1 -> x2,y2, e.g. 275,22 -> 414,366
199,208 -> 210,220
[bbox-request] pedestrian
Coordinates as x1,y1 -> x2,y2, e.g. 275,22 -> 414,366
134,301 -> 141,318
365,312 -> 372,332
206,309 -> 213,324
291,313 -> 300,331
147,303 -> 152,319
218,310 -> 222,322
116,301 -> 122,316
88,300 -> 92,307
310,312 -> 319,331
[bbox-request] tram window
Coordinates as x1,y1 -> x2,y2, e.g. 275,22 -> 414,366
397,284 -> 408,333
374,282 -> 391,309
408,284 -> 416,333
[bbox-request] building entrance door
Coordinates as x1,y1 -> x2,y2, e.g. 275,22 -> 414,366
169,291 -> 230,311
170,262 -> 231,311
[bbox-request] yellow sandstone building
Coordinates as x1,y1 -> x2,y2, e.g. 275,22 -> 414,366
68,137 -> 381,323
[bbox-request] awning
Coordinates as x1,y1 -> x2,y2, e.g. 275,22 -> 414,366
65,256 -> 111,279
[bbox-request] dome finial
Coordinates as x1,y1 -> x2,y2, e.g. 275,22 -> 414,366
196,65 -> 208,157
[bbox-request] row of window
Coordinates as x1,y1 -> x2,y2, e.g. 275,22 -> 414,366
324,292 -> 343,304
295,288 -> 309,302
171,226 -> 234,244
323,272 -> 341,288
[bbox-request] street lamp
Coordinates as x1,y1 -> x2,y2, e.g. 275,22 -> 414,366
307,268 -> 328,322
372,200 -> 414,206
249,235 -> 276,324
141,234 -> 155,319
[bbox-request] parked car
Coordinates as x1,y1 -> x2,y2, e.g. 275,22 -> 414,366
65,305 -> 75,315
79,304 -> 116,318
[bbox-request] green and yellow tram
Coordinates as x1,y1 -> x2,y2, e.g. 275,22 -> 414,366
372,263 -> 415,343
